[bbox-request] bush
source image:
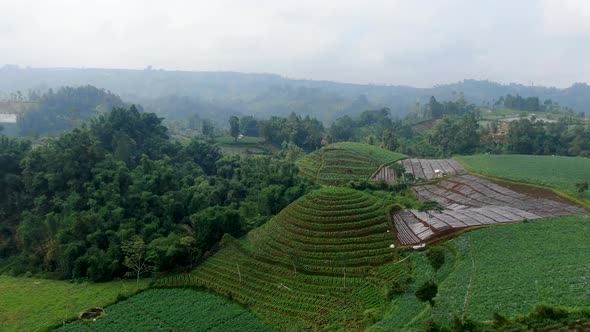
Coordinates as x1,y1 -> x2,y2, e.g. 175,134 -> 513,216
533,304 -> 568,321
426,247 -> 445,272
415,281 -> 438,306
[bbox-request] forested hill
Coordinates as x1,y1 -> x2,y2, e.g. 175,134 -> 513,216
1,66 -> 589,124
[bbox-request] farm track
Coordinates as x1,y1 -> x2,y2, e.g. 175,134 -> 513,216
392,162 -> 586,245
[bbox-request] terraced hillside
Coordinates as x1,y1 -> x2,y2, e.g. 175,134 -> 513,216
158,187 -> 411,331
394,175 -> 585,245
296,142 -> 406,185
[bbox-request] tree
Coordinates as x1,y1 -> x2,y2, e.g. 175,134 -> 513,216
202,119 -> 215,142
229,116 -> 240,142
381,129 -> 398,151
426,247 -> 445,273
415,281 -> 438,306
239,115 -> 259,136
575,181 -> 588,196
122,236 -> 153,287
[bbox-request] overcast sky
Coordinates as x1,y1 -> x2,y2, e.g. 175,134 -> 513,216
1,0 -> 589,87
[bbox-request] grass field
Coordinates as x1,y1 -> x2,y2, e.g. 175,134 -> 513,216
216,136 -> 272,156
158,187 -> 412,331
455,154 -> 590,203
0,276 -> 149,331
370,214 -> 590,330
57,288 -> 272,332
296,142 -> 406,185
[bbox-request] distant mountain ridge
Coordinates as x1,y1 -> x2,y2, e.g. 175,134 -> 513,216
0,66 -> 588,124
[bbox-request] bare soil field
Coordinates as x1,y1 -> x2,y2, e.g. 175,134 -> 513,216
393,174 -> 586,245
372,158 -> 467,182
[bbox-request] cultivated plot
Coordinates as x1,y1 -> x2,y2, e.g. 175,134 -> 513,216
372,158 -> 467,182
394,175 -> 585,245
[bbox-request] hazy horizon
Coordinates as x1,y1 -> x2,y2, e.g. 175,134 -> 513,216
2,0 -> 590,88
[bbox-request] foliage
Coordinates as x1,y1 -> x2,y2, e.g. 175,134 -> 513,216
121,236 -> 154,286
229,115 -> 239,141
1,106 -> 314,281
427,113 -> 479,157
415,281 -> 438,306
0,275 -> 148,332
425,248 -> 445,273
575,181 -> 588,196
455,154 -> 590,202
258,112 -> 324,152
18,86 -> 125,136
56,288 -> 272,332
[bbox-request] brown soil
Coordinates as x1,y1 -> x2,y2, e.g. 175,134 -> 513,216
486,177 -> 581,206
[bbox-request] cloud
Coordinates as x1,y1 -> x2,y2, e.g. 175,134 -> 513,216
0,0 -> 589,87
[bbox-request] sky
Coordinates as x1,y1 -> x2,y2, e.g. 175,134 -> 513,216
1,0 -> 589,87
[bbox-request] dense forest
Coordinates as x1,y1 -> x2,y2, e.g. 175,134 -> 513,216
0,106 -> 315,281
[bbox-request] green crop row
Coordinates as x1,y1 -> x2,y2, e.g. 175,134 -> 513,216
57,289 -> 272,332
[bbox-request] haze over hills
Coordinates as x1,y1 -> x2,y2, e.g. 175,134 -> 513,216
1,66 -> 589,125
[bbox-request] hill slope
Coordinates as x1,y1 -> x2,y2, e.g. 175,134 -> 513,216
296,143 -> 406,185
158,187 -> 411,331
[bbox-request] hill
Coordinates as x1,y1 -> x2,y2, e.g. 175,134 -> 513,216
455,154 -> 590,204
158,187 -> 411,331
2,67 -> 589,126
296,142 -> 406,185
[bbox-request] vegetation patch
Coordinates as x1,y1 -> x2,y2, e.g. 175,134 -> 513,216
371,215 -> 590,330
0,276 -> 148,331
296,142 -> 406,185
455,154 -> 590,204
56,288 -> 272,332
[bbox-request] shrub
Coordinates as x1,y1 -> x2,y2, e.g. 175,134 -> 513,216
426,247 -> 445,272
415,281 -> 438,306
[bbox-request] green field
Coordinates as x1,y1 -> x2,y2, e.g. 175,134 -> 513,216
296,142 -> 406,185
370,214 -> 590,330
215,136 -> 272,156
0,276 -> 149,331
456,154 -> 590,203
158,187 -> 412,331
57,288 -> 272,332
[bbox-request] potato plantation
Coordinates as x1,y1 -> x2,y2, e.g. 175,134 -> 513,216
56,288 -> 272,331
371,215 -> 590,330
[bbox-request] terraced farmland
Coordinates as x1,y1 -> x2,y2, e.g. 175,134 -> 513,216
393,175 -> 585,245
296,142 -> 406,185
371,159 -> 467,183
158,187 -> 411,331
57,288 -> 272,332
